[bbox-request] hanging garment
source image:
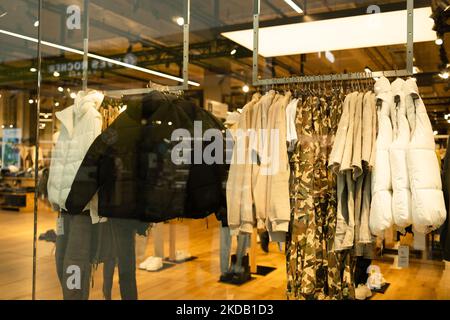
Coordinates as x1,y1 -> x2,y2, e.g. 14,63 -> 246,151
286,98 -> 299,152
227,93 -> 261,234
264,92 -> 292,233
250,91 -> 276,232
405,78 -> 446,233
358,91 -> 376,244
334,92 -> 359,251
389,78 -> 412,228
287,95 -> 318,299
369,77 -> 394,237
48,90 -> 104,224
66,91 -> 226,222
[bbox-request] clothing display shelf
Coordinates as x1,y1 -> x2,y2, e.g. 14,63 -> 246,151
251,0 -> 415,86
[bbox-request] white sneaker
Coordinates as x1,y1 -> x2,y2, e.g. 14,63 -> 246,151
139,256 -> 156,270
355,284 -> 372,300
146,257 -> 163,271
175,250 -> 191,262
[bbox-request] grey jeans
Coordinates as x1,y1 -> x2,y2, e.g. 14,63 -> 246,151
55,212 -> 93,300
220,223 -> 250,274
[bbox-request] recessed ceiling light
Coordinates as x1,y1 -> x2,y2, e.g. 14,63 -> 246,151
436,38 -> 443,45
70,92 -> 77,99
53,71 -> 60,77
34,20 -> 39,27
242,84 -> 250,93
55,102 -> 60,107
434,130 -> 438,135
57,87 -> 64,92
230,49 -> 237,55
30,67 -> 37,72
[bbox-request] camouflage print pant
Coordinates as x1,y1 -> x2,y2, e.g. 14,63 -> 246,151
287,92 -> 355,300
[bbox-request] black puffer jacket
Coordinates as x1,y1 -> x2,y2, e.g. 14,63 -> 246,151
65,91 -> 227,222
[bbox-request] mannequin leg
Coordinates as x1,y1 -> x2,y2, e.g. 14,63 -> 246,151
111,218 -> 138,300
220,223 -> 232,275
102,259 -> 116,300
61,213 -> 93,300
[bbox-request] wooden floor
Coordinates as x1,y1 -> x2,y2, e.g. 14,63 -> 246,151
1,206 -> 450,300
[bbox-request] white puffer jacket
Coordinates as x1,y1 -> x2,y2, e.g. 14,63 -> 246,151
389,78 -> 412,228
405,79 -> 446,233
369,77 -> 394,236
47,90 -> 104,223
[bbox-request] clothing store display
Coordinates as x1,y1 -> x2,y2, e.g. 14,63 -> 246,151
47,90 -> 104,224
389,78 -> 412,228
369,77 -> 394,236
65,91 -> 227,223
405,78 -> 446,234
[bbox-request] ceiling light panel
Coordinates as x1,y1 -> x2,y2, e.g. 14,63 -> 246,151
222,7 -> 435,57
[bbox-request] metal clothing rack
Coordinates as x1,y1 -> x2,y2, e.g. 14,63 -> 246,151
98,0 -> 191,97
252,0 -> 415,86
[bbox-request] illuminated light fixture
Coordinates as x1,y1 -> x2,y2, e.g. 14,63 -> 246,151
439,71 -> 449,79
445,114 -> 449,120
34,20 -> 39,27
28,99 -> 34,104
447,119 -> 450,124
67,88 -> 71,92
70,92 -> 77,99
0,11 -> 7,18
30,67 -> 37,72
9,125 -> 13,128
413,66 -> 421,74
222,7 -> 435,57
53,71 -> 60,77
175,16 -> 184,26
436,38 -> 443,45
242,84 -> 250,93
0,29 -> 200,87
230,48 -> 237,55
57,86 -> 64,92
1,125 -> 4,129
283,0 -> 303,14
54,102 -> 60,107
364,66 -> 372,73
325,51 -> 335,63
434,130 -> 438,135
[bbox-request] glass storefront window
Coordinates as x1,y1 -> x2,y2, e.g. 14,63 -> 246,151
1,0 -> 450,302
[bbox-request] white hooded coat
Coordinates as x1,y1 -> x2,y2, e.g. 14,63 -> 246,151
405,79 -> 446,233
389,78 -> 412,228
47,90 -> 104,223
369,77 -> 394,236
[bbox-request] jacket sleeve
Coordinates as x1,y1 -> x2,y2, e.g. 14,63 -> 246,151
65,131 -> 108,214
